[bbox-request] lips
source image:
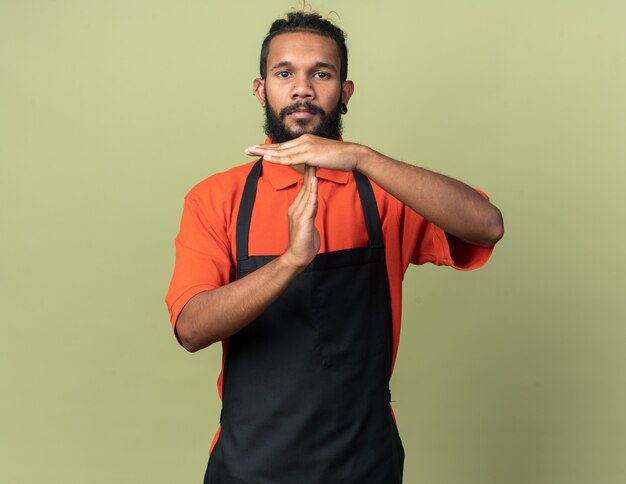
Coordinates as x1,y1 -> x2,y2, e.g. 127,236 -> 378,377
290,110 -> 315,118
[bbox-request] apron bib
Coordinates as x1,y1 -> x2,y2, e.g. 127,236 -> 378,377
204,160 -> 404,483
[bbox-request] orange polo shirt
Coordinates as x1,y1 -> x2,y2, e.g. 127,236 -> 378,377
165,143 -> 493,405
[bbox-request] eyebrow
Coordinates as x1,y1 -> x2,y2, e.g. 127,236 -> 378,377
270,61 -> 338,72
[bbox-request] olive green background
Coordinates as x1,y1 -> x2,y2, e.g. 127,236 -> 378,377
2,1 -> 625,483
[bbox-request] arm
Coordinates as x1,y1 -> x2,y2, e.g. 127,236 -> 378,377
245,135 -> 504,247
356,147 -> 503,247
176,166 -> 320,352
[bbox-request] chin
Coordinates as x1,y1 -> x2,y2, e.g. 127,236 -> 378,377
289,121 -> 320,134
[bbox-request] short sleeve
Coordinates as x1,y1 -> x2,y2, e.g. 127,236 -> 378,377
165,191 -> 235,331
400,190 -> 494,271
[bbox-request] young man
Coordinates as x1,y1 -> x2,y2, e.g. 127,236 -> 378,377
166,10 -> 503,484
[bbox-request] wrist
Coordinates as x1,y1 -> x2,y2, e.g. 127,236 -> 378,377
277,251 -> 309,275
354,144 -> 376,174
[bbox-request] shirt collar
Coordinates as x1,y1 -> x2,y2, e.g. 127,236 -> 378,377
260,137 -> 351,190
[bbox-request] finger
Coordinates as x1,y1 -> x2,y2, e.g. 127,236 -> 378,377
244,146 -> 290,162
257,134 -> 312,150
302,164 -> 314,197
302,170 -> 318,221
267,143 -> 315,165
298,165 -> 314,212
249,146 -> 308,164
263,153 -> 301,165
245,145 -> 272,155
303,163 -> 311,186
290,173 -> 308,211
245,137 -> 303,155
301,166 -> 316,211
291,166 -> 317,222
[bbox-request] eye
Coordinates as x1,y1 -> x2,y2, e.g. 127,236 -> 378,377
276,71 -> 291,79
314,71 -> 330,79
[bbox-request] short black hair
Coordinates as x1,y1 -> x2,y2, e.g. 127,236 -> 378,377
260,11 -> 348,82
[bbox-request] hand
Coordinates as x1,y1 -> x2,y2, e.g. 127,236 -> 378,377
281,165 -> 321,269
245,134 -> 364,172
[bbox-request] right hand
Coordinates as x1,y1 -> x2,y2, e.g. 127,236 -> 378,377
282,165 -> 320,270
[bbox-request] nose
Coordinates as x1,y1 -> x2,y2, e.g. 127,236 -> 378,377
291,75 -> 315,100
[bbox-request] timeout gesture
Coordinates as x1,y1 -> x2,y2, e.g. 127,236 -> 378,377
245,134 -> 362,172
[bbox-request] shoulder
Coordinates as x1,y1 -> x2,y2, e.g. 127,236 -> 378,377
186,160 -> 257,202
180,160 -> 258,231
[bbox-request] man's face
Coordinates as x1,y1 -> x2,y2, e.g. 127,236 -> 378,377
254,32 -> 354,143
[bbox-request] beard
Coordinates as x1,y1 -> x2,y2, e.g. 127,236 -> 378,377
263,96 -> 343,143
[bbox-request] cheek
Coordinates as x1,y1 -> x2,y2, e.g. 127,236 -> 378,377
265,81 -> 288,99
321,86 -> 342,107
264,88 -> 289,111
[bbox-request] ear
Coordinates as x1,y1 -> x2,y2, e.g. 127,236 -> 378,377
253,78 -> 266,107
341,80 -> 355,106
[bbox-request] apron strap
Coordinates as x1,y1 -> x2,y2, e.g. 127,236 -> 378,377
353,170 -> 384,249
236,159 -> 263,261
235,160 -> 384,260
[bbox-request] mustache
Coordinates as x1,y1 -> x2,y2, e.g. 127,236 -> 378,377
279,102 -> 326,118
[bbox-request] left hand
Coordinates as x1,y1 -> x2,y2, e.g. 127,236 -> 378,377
244,134 -> 363,172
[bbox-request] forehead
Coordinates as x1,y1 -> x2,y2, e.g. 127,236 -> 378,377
267,31 -> 340,69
